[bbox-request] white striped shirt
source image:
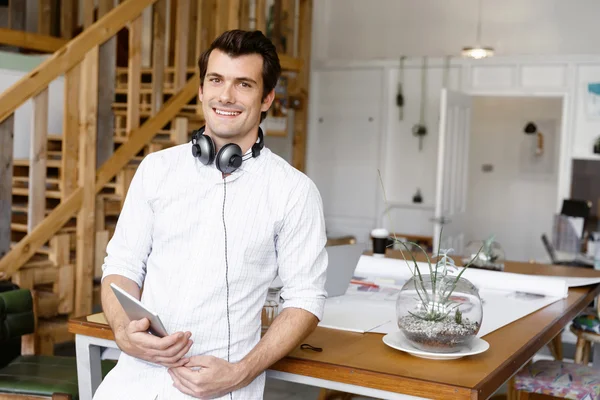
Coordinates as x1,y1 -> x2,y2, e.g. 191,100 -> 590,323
94,142 -> 328,400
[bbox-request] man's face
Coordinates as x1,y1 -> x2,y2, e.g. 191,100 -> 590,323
199,50 -> 274,141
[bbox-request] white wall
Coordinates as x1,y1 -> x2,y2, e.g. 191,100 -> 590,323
313,0 -> 600,61
0,68 -> 64,159
468,96 -> 562,262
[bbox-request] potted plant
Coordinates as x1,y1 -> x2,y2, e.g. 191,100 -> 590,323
378,171 -> 484,353
393,239 -> 484,353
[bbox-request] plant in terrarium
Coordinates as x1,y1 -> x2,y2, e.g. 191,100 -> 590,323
463,235 -> 506,271
377,170 -> 484,353
393,236 -> 484,353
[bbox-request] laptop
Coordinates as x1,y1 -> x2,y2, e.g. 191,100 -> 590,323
324,243 -> 367,297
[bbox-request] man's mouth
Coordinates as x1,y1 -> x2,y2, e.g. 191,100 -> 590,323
213,108 -> 241,117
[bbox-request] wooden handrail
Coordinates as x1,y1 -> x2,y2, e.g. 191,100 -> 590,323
0,28 -> 68,53
0,75 -> 200,278
0,0 -> 158,124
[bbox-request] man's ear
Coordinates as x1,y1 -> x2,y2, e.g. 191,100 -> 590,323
260,89 -> 276,113
198,86 -> 203,103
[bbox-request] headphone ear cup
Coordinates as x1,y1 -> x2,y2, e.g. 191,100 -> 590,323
216,143 -> 243,174
194,134 -> 216,165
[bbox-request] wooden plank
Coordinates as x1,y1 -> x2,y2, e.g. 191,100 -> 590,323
239,0 -> 251,30
61,65 -> 80,199
282,0 -> 294,56
271,0 -> 283,52
75,46 -> 99,317
151,0 -> 167,115
291,0 -> 311,172
255,0 -> 265,33
0,75 -> 199,279
55,264 -> 74,314
82,0 -> 94,28
0,28 -> 68,52
171,117 -> 188,144
187,0 -> 198,67
0,0 -> 159,125
194,0 -> 203,60
97,0 -> 116,167
28,88 -> 48,233
174,0 -> 190,91
8,0 -> 26,31
38,0 -> 52,34
0,114 -> 14,261
167,0 -> 177,65
94,230 -> 109,279
227,0 -> 239,30
126,14 -> 143,134
60,0 -> 78,39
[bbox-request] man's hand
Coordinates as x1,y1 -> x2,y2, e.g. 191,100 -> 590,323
168,355 -> 248,399
115,317 -> 193,368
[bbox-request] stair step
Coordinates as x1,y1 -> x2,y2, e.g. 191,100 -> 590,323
13,159 -> 62,168
12,187 -> 62,199
13,176 -> 60,185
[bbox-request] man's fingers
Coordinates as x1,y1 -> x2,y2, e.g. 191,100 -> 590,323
158,333 -> 192,356
170,371 -> 198,398
185,355 -> 216,368
154,339 -> 193,366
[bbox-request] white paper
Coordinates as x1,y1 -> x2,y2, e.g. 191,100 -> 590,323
318,255 -> 600,336
353,255 -> 573,298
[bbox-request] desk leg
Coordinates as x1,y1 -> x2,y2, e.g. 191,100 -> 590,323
593,343 -> 600,369
75,335 -> 104,400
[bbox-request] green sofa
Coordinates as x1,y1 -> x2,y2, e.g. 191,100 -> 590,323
0,286 -> 114,400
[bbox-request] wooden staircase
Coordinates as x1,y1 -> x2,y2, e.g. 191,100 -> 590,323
0,0 -> 312,355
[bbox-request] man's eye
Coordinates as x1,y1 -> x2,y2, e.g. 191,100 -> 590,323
241,82 -> 250,88
210,78 -> 220,83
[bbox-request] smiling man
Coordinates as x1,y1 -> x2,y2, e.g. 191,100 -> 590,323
94,30 -> 328,399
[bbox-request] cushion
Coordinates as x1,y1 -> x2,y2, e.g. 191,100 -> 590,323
573,308 -> 600,335
514,360 -> 600,400
0,355 -> 116,399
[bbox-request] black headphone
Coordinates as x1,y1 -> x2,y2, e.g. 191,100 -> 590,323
191,126 -> 265,174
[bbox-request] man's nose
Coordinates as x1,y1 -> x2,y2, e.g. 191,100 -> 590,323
219,83 -> 235,103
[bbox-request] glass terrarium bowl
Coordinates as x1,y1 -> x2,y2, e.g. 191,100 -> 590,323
463,240 -> 506,271
396,274 -> 483,353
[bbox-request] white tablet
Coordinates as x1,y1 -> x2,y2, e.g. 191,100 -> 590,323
110,283 -> 169,337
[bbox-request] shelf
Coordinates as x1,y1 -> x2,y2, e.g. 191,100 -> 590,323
384,202 -> 435,211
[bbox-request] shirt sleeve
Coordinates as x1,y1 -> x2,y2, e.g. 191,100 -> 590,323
276,178 -> 328,321
101,156 -> 155,288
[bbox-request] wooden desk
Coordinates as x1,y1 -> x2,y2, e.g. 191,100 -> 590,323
68,259 -> 600,400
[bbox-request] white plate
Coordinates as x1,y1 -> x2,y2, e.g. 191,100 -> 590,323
382,331 -> 490,360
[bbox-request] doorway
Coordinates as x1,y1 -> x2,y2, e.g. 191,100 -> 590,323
466,95 -> 564,262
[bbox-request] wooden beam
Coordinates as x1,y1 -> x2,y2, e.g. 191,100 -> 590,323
255,0 -> 265,33
0,28 -> 68,53
0,0 -> 159,125
8,0 -> 26,31
239,0 -> 251,30
97,0 -> 116,166
75,46 -> 99,317
28,89 -> 48,233
291,0 -> 311,172
187,0 -> 198,67
227,0 -> 239,30
271,0 -> 283,52
0,115 -> 14,263
174,0 -> 190,91
0,75 -> 200,279
151,0 -> 167,115
38,0 -> 52,34
82,0 -> 94,28
194,0 -> 203,60
60,0 -> 78,39
61,65 -> 80,199
126,15 -> 142,134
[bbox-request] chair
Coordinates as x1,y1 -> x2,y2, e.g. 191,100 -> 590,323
512,360 -> 600,400
0,287 -> 115,400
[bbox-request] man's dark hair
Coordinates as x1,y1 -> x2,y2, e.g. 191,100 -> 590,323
198,30 -> 281,122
